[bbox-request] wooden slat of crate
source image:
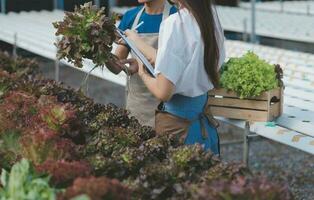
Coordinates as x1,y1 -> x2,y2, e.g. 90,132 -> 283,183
208,88 -> 281,101
210,106 -> 270,121
208,97 -> 268,110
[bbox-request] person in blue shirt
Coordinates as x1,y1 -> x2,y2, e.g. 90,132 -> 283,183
118,1 -> 177,34
106,0 -> 176,127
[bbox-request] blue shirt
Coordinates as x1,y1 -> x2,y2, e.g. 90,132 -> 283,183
118,6 -> 177,34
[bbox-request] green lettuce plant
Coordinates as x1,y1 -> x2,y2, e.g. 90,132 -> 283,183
220,52 -> 280,98
0,159 -> 56,200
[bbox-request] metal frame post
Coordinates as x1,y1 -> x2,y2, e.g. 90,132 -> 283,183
109,0 -> 116,7
60,0 -> 65,10
55,58 -> 60,82
55,37 -> 60,82
280,0 -> 284,13
1,0 -> 6,14
243,18 -> 248,42
13,33 -> 17,59
251,0 -> 257,44
54,0 -> 64,10
94,0 -> 101,8
243,121 -> 250,167
53,0 -> 57,10
307,5 -> 311,16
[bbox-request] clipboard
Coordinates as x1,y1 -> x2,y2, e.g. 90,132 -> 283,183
116,29 -> 156,77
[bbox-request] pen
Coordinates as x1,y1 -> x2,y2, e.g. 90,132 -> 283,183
116,21 -> 144,35
132,21 -> 144,31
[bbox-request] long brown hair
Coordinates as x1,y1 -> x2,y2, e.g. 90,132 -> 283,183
177,0 -> 220,88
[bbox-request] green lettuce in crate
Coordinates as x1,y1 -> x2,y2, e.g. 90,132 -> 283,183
0,159 -> 56,200
53,2 -> 117,68
220,52 -> 280,99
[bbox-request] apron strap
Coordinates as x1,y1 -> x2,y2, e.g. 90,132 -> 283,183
131,1 -> 172,29
190,93 -> 220,140
162,1 -> 172,21
131,6 -> 145,30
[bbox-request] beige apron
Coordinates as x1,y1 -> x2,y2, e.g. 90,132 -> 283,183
126,2 -> 171,127
155,97 -> 220,145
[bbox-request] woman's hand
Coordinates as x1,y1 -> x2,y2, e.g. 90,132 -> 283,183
114,31 -> 126,46
137,61 -> 147,77
125,29 -> 157,66
125,29 -> 141,43
105,59 -> 125,75
120,58 -> 148,77
120,58 -> 140,75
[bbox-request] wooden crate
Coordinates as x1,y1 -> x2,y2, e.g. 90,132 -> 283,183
208,87 -> 284,122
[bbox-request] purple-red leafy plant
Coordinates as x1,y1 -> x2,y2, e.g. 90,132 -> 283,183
203,162 -> 250,182
37,95 -> 77,133
53,2 -> 117,68
0,91 -> 38,133
0,51 -> 39,77
194,176 -> 293,200
36,160 -> 92,187
90,104 -> 136,130
19,133 -> 77,165
0,90 -> 78,137
58,176 -> 131,200
0,130 -> 22,169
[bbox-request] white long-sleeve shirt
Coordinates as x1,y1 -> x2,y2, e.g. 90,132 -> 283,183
154,7 -> 225,97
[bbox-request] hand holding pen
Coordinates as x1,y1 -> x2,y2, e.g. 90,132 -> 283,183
115,21 -> 144,46
113,21 -> 144,75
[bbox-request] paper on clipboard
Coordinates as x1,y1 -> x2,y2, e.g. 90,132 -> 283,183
116,29 -> 156,77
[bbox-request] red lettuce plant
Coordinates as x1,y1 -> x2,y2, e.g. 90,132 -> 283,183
58,176 -> 131,200
0,91 -> 38,132
90,104 -> 136,130
194,176 -> 293,200
0,55 -> 294,200
0,130 -> 22,169
85,127 -> 142,157
37,95 -> 77,133
0,70 -> 14,98
203,162 -> 250,182
36,160 -> 92,187
0,90 -> 78,137
0,51 -> 39,77
19,133 -> 77,165
168,145 -> 220,181
138,135 -> 171,162
22,81 -> 89,141
53,2 -> 117,68
85,154 -> 121,178
0,69 -> 10,77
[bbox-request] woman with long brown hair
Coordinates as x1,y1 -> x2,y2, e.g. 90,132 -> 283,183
123,0 -> 225,154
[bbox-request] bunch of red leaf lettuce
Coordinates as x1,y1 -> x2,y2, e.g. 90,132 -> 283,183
53,2 -> 117,68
